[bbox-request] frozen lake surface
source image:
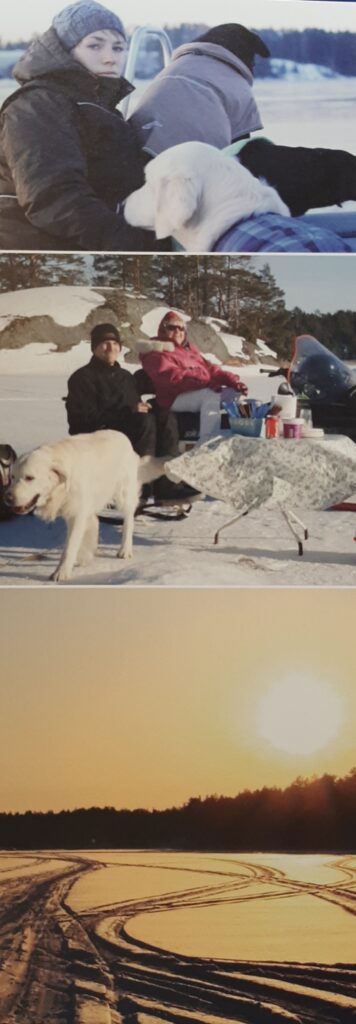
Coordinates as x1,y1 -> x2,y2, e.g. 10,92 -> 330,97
2,362 -> 356,588
254,77 -> 356,154
69,849 -> 356,963
0,76 -> 355,153
1,848 -> 355,1023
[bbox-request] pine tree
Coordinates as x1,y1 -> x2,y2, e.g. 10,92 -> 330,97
0,253 -> 88,291
92,254 -> 128,288
236,263 -> 290,356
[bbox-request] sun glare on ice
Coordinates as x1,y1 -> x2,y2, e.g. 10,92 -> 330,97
257,673 -> 343,755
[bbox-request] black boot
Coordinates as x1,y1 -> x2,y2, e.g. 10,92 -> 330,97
153,476 -> 201,504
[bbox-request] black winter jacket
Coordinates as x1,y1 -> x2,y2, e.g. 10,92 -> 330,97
66,355 -> 141,434
0,28 -> 154,251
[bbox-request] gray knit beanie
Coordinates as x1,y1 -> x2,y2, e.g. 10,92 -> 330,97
52,1 -> 126,51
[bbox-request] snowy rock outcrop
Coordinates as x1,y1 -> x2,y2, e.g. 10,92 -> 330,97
0,285 -> 276,368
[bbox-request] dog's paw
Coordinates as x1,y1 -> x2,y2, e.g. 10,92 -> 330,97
50,565 -> 72,582
117,546 -> 133,560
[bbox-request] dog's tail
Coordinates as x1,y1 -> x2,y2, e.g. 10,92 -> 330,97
138,455 -> 167,484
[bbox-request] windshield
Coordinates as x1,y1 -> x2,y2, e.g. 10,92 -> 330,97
288,335 -> 356,402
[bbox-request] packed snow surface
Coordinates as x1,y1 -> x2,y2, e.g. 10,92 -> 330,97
1,850 -> 355,1023
0,340 -> 92,376
1,302 -> 355,588
0,285 -> 106,330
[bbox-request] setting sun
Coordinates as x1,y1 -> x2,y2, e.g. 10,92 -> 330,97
257,673 -> 344,756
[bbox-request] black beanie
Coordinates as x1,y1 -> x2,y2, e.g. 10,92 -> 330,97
194,24 -> 270,71
91,322 -> 121,352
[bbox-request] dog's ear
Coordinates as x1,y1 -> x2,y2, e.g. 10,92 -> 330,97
232,26 -> 269,69
250,28 -> 270,58
154,175 -> 201,239
51,463 -> 68,486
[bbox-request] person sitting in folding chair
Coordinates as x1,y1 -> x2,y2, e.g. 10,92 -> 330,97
140,311 -> 248,443
65,322 -> 199,503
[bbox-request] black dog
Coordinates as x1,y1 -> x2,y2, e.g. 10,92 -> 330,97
194,26 -> 356,214
239,139 -> 356,216
0,444 -> 17,519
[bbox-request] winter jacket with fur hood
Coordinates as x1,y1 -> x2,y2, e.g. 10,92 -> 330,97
140,337 -> 245,410
0,28 -> 153,251
130,41 -> 263,156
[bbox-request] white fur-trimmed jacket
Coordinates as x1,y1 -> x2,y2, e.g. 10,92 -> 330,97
140,338 -> 245,409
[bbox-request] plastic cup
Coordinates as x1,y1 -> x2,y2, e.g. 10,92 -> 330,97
273,394 -> 297,419
283,418 -> 304,439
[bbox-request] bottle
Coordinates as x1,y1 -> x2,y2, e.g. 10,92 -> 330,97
265,415 -> 280,439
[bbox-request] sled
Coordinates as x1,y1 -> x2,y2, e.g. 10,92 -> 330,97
99,498 -> 193,525
328,501 -> 356,512
302,211 -> 356,253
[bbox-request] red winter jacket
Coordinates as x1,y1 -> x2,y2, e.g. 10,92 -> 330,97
141,340 -> 245,409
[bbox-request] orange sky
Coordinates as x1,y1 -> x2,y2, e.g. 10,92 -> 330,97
0,589 -> 355,813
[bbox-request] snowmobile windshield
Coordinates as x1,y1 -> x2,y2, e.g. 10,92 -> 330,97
288,335 -> 356,402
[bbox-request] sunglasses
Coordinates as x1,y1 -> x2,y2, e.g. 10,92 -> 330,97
165,325 -> 185,332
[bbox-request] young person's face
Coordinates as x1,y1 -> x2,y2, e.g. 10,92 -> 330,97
94,339 -> 121,364
72,29 -> 126,78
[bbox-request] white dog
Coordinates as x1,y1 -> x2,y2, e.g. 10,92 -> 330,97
124,141 -> 289,251
7,431 -> 165,582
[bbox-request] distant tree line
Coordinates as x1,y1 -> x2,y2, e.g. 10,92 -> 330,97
1,28 -> 355,77
1,768 -> 356,851
162,26 -> 356,77
288,307 -> 356,361
253,29 -> 356,77
0,253 -> 355,361
159,27 -> 356,78
0,39 -> 29,50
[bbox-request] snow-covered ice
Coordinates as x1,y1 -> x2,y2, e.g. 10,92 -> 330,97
1,364 -> 355,589
1,849 -> 355,1024
1,296 -> 355,588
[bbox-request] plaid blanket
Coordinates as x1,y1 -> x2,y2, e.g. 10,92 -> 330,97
213,212 -> 351,253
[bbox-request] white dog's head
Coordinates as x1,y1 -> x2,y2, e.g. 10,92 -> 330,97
6,447 -> 68,520
124,141 -> 289,251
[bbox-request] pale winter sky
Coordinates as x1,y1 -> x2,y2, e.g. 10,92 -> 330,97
1,0 -> 356,43
0,589 -> 355,813
264,256 -> 356,314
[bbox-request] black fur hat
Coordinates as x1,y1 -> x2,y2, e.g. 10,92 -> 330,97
194,23 -> 270,71
90,322 -> 121,352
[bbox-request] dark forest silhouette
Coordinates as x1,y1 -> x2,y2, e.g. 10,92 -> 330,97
1,768 -> 356,851
1,29 -> 355,78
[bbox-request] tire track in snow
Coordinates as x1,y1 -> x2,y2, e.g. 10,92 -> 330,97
1,854 -> 356,1024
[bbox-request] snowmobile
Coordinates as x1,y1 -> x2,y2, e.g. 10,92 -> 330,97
262,334 -> 356,442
